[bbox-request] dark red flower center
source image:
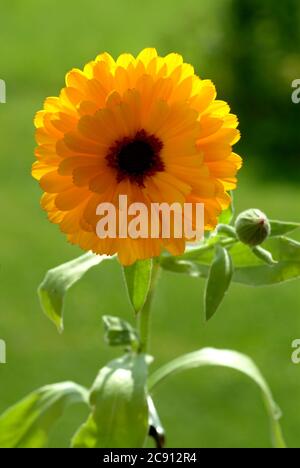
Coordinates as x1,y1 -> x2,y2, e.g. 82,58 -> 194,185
106,130 -> 164,186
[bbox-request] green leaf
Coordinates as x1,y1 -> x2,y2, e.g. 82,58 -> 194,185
159,258 -> 204,277
204,246 -> 233,321
252,246 -> 278,265
231,237 -> 300,285
72,353 -> 149,448
148,396 -> 165,449
148,348 -> 286,448
102,315 -> 139,349
0,382 -> 89,448
270,220 -> 300,237
38,252 -> 110,332
161,237 -> 300,286
123,259 -> 153,313
160,237 -> 236,277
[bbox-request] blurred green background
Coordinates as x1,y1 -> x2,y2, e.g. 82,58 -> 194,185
0,0 -> 300,448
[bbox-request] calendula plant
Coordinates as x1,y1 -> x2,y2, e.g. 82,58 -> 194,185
1,203 -> 300,448
1,49 -> 299,448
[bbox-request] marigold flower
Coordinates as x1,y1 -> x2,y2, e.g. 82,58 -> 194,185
32,48 -> 242,265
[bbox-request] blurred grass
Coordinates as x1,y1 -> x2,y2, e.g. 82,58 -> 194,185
0,0 -> 300,448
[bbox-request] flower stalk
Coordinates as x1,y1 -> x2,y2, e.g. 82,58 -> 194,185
138,261 -> 160,353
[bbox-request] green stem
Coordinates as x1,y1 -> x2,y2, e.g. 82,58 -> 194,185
138,261 -> 160,353
137,236 -> 236,353
182,237 -> 237,259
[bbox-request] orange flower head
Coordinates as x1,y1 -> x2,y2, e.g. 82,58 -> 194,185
32,48 -> 242,265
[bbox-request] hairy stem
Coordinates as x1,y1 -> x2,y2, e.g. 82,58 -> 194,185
138,261 -> 160,353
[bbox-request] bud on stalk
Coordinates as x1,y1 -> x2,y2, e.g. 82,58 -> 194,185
235,209 -> 271,246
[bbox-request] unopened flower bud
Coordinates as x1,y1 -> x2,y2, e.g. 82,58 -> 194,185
235,209 -> 271,246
